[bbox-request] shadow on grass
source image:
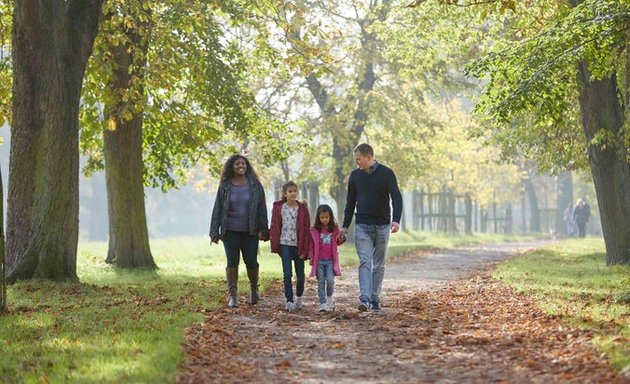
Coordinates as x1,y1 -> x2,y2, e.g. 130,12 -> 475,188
0,274 -> 226,383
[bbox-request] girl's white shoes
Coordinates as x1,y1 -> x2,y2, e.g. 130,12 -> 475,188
326,296 -> 335,311
318,296 -> 335,312
286,296 -> 303,312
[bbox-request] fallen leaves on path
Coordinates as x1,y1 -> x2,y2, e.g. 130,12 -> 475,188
178,274 -> 628,383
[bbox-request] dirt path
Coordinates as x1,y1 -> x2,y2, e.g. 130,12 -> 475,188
178,241 -> 628,383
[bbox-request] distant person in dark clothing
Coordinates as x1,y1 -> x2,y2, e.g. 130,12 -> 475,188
573,198 -> 591,238
338,143 -> 402,312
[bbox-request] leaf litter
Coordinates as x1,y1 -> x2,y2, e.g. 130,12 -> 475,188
178,243 -> 628,384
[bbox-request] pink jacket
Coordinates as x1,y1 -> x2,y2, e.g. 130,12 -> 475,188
269,200 -> 311,256
308,226 -> 344,278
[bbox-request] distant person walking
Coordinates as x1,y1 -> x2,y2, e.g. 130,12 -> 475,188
338,143 -> 402,312
308,204 -> 345,312
269,181 -> 311,311
573,198 -> 591,238
209,154 -> 269,308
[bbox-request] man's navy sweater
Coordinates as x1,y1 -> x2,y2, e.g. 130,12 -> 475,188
342,162 -> 402,228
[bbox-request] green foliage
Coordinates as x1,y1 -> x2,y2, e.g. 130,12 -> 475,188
467,0 -> 630,172
494,238 -> 630,370
80,0 -> 292,189
0,2 -> 11,126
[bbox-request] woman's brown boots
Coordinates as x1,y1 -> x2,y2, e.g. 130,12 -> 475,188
226,267 -> 238,308
247,266 -> 259,305
226,266 -> 259,307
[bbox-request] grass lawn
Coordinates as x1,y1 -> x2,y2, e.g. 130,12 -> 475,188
1,231 -> 537,383
493,237 -> 630,372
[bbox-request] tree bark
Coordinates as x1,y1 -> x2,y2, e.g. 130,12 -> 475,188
576,63 -> 630,265
7,0 -> 104,282
523,174 -> 541,233
1,166 -> 6,310
555,171 -> 573,235
103,8 -> 156,269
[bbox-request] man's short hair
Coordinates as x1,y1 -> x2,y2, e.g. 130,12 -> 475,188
354,143 -> 373,157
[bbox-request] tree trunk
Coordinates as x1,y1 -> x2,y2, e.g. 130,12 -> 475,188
555,171 -> 573,236
523,175 -> 541,233
103,10 -> 156,269
7,1 -> 104,282
1,166 -> 6,311
301,3 -> 389,240
576,63 -> 630,265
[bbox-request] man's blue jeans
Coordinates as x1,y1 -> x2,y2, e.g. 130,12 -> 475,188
354,224 -> 390,305
280,245 -> 305,302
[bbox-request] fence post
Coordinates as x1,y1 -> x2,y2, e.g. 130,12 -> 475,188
427,191 -> 433,231
438,187 -> 446,232
465,193 -> 472,234
448,189 -> 456,233
505,204 -> 513,234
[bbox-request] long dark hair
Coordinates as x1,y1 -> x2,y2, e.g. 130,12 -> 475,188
281,180 -> 299,202
220,154 -> 258,183
314,204 -> 336,232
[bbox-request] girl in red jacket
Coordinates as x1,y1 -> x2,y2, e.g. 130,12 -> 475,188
308,204 -> 344,312
270,181 -> 311,311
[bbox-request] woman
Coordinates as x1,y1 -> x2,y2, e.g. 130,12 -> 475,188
209,154 -> 269,308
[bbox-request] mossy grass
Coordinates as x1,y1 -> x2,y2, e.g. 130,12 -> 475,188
493,237 -> 630,371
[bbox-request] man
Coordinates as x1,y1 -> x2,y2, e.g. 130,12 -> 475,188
573,198 -> 591,238
338,143 -> 402,312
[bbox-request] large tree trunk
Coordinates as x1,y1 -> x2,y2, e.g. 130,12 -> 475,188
576,63 -> 630,265
301,3 -> 388,237
523,174 -> 541,233
103,9 -> 156,269
7,1 -> 104,282
330,136 -> 355,224
1,166 -> 6,311
555,171 -> 573,235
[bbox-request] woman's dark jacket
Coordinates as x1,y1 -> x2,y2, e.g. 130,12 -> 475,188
209,177 -> 269,240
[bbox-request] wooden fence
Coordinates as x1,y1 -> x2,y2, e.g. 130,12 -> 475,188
411,188 -> 513,234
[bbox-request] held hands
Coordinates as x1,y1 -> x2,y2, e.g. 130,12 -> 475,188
258,232 -> 270,241
391,222 -> 400,233
337,228 -> 348,244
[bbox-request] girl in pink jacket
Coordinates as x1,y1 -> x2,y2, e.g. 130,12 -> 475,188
308,204 -> 345,312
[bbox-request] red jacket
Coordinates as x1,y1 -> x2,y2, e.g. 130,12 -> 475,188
269,200 -> 311,256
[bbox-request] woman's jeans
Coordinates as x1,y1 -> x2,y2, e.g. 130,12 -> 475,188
316,259 -> 334,304
354,224 -> 390,305
280,245 -> 305,302
223,230 -> 259,269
